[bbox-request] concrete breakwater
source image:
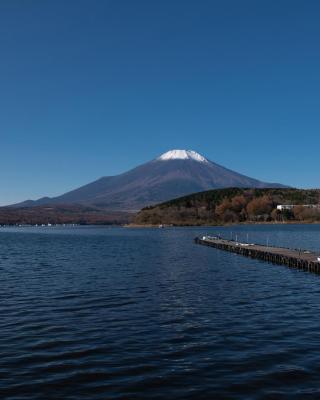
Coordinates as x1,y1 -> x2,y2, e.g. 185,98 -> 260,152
195,236 -> 320,274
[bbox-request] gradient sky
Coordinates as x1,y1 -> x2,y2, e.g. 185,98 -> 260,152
1,0 -> 320,205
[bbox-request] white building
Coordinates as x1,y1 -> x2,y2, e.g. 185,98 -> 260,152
277,205 -> 294,211
277,204 -> 320,211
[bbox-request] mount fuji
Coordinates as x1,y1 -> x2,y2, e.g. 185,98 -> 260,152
15,150 -> 285,211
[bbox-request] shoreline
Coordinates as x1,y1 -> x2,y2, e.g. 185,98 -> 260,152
125,221 -> 320,228
2,221 -> 320,229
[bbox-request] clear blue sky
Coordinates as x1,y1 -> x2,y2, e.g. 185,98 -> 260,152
1,0 -> 320,205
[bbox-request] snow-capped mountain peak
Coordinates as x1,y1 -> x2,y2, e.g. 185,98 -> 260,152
15,149 -> 284,211
158,149 -> 208,163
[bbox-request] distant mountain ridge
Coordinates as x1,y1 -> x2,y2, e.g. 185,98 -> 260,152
14,150 -> 285,211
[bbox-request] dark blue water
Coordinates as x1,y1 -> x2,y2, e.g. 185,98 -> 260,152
1,225 -> 320,399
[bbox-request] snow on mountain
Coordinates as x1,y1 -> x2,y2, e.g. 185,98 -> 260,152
158,149 -> 208,163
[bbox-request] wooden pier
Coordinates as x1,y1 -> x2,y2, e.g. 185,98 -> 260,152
195,236 -> 320,274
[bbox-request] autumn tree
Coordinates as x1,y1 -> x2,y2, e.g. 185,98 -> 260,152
271,208 -> 281,221
246,195 -> 273,219
293,205 -> 305,221
215,198 -> 232,218
231,195 -> 248,212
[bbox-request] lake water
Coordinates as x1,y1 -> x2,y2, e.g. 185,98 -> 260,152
1,224 -> 320,399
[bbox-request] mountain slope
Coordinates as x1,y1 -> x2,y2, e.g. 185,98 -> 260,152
14,150 -> 285,211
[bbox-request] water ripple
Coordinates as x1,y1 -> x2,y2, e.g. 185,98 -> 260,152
1,225 -> 320,399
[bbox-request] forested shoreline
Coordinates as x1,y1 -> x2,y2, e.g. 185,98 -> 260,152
134,188 -> 320,226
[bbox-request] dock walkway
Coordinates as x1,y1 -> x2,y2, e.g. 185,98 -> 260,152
195,236 -> 320,274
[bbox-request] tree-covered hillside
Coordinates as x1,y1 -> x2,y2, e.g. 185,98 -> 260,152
134,188 -> 320,226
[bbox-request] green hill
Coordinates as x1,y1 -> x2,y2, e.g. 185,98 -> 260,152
134,188 -> 320,226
